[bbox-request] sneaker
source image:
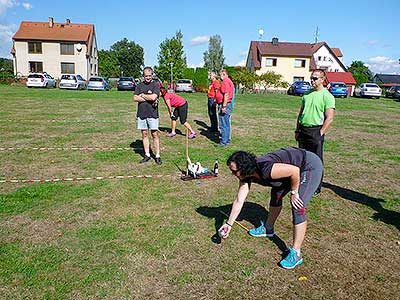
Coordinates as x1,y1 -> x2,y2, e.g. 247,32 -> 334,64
279,248 -> 303,269
155,157 -> 162,165
139,156 -> 151,163
188,132 -> 196,139
248,221 -> 274,238
167,132 -> 176,137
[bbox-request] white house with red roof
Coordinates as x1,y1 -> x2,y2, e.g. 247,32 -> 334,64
246,38 -> 347,85
11,17 -> 98,80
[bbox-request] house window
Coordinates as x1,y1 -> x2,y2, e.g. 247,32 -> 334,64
61,62 -> 75,74
265,58 -> 277,67
294,59 -> 306,68
318,56 -> 322,61
60,43 -> 74,55
29,61 -> 43,73
28,42 -> 42,54
293,77 -> 304,82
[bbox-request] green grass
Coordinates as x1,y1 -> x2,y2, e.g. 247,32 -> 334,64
0,85 -> 399,299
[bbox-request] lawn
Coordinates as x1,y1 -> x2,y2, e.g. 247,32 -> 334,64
0,85 -> 399,300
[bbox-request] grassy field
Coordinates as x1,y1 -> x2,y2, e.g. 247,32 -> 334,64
0,85 -> 399,300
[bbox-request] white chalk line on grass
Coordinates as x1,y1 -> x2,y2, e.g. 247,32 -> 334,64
1,119 -> 131,123
0,174 -> 171,184
0,147 -> 139,152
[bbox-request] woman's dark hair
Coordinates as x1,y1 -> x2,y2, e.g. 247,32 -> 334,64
160,86 -> 167,96
226,151 -> 257,177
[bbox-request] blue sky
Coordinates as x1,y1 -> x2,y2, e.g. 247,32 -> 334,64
1,0 -> 399,74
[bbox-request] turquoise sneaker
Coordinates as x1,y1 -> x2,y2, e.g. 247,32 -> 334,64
280,248 -> 303,269
248,221 -> 274,238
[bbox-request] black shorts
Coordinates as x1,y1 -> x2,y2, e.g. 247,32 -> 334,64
173,102 -> 188,124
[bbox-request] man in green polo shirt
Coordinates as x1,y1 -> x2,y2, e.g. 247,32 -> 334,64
295,69 -> 335,194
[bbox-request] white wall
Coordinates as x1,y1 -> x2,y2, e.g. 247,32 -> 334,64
313,46 -> 345,72
13,41 -> 89,79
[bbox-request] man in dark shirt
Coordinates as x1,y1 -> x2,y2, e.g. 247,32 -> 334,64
133,67 -> 162,165
218,148 -> 323,269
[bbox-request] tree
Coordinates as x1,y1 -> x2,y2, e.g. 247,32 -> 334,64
155,31 -> 187,83
193,67 -> 208,92
98,50 -> 120,78
182,67 -> 195,81
348,61 -> 373,85
0,57 -> 14,81
230,68 -> 257,93
110,38 -> 144,78
203,35 -> 225,72
258,71 -> 289,92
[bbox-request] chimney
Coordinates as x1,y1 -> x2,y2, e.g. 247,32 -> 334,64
272,37 -> 279,45
66,19 -> 70,25
48,17 -> 54,28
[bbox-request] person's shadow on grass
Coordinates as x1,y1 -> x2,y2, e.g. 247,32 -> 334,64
194,119 -> 220,144
323,182 -> 400,231
159,126 -> 184,136
129,139 -> 161,160
196,202 -> 288,257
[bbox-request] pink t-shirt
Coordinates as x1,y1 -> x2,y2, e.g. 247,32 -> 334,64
164,92 -> 186,107
221,77 -> 234,102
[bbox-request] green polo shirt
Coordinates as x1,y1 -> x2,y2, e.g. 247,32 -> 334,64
299,89 -> 335,127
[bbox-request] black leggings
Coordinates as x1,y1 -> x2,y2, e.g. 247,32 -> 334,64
269,151 -> 323,225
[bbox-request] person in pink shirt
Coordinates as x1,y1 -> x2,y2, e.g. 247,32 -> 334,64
160,87 -> 196,139
207,71 -> 223,133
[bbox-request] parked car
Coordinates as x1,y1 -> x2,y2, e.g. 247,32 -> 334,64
385,86 -> 400,100
175,79 -> 193,93
87,76 -> 110,91
354,83 -> 382,98
59,74 -> 86,90
26,73 -> 56,88
328,82 -> 348,98
117,77 -> 136,91
287,81 -> 311,96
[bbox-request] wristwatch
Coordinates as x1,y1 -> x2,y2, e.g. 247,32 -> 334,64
290,190 -> 299,195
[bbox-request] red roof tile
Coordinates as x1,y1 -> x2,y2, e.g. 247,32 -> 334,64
331,48 -> 343,57
248,40 -> 345,71
13,21 -> 95,56
326,72 -> 356,85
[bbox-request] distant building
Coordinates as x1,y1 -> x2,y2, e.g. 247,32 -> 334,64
325,72 -> 357,96
246,38 -> 346,85
373,74 -> 400,87
11,17 -> 98,79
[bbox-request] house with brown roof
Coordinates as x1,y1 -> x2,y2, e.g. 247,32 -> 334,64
11,17 -> 98,80
246,38 -> 346,86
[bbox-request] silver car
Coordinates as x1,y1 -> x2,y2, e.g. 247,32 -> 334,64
87,76 -> 110,91
354,83 -> 382,98
59,74 -> 87,90
175,79 -> 193,93
26,73 -> 57,88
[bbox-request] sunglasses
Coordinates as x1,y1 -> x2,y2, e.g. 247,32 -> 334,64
310,76 -> 321,81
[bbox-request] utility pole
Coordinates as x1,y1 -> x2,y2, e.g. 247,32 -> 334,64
170,62 -> 173,91
314,26 -> 319,43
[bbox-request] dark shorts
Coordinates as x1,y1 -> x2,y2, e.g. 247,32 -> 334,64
173,102 -> 188,124
269,151 -> 323,225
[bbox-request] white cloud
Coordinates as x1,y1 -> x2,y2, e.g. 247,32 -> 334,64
0,0 -> 17,15
0,23 -> 17,58
189,62 -> 204,68
0,0 -> 32,15
235,59 -> 246,67
367,56 -> 400,74
188,35 -> 209,46
367,40 -> 379,46
21,2 -> 32,10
